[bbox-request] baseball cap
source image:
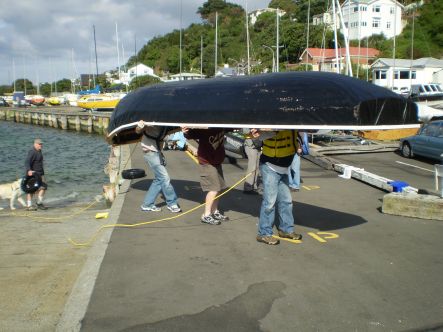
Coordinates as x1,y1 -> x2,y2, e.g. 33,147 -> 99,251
34,138 -> 43,145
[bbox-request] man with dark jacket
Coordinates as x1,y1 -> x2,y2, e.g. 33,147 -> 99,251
24,138 -> 48,210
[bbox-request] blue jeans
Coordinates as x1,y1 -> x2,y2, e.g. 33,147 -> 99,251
142,151 -> 178,207
258,163 -> 294,236
288,154 -> 300,189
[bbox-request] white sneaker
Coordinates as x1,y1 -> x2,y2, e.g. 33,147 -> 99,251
167,204 -> 181,213
141,205 -> 161,212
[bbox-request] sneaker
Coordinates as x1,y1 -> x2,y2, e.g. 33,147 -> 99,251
167,204 -> 181,213
212,210 -> 229,221
290,188 -> 300,192
36,203 -> 48,210
256,235 -> 280,245
141,205 -> 161,212
201,214 -> 221,225
277,230 -> 302,240
26,205 -> 37,211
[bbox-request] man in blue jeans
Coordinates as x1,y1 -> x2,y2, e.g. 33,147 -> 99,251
251,129 -> 302,245
135,121 -> 181,213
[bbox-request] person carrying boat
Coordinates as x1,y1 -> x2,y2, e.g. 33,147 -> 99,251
136,121 -> 181,213
24,138 -> 48,211
250,129 -> 303,245
182,127 -> 230,225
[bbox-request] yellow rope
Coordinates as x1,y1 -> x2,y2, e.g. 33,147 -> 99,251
0,200 -> 99,223
68,170 -> 253,247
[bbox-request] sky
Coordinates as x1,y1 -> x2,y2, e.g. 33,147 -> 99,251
0,0 -> 271,86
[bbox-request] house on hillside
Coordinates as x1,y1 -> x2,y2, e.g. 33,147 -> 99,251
166,73 -> 205,82
371,57 -> 443,90
119,64 -> 159,85
313,0 -> 404,40
299,47 -> 379,72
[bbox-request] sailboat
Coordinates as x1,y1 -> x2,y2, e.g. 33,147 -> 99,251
77,92 -> 126,111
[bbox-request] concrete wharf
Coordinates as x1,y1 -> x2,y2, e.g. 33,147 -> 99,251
0,106 -> 111,135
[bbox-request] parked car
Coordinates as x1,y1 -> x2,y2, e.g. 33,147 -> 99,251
399,120 -> 443,161
0,97 -> 9,107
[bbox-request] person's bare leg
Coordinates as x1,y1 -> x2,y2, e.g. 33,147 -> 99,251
204,191 -> 218,216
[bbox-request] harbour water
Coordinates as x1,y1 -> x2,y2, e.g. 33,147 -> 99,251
0,121 -> 110,208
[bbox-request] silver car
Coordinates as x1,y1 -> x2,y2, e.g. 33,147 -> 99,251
400,120 -> 443,161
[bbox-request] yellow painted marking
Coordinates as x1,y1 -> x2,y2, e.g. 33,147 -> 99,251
308,232 -> 327,243
302,185 -> 320,191
308,232 -> 339,243
272,235 -> 302,244
185,150 -> 199,164
317,232 -> 339,239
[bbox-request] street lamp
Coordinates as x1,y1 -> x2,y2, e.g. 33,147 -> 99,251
262,45 -> 275,73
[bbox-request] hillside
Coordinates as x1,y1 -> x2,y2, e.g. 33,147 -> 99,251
128,0 -> 443,78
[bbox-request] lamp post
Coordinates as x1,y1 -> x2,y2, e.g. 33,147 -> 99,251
262,45 -> 275,73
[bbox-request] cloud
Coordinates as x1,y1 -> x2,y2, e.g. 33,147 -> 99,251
0,0 -> 270,86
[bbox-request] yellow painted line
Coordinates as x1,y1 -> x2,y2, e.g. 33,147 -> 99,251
302,185 -> 320,191
272,235 -> 302,244
185,150 -> 199,164
308,232 -> 327,243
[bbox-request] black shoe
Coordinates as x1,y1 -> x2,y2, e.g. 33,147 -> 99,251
212,210 -> 229,221
243,189 -> 259,195
36,203 -> 48,210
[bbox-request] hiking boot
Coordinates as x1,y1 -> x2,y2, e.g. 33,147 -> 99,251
278,230 -> 302,240
167,204 -> 181,213
26,205 -> 37,211
212,210 -> 229,221
201,214 -> 221,225
256,235 -> 280,245
36,203 -> 48,210
141,205 -> 161,212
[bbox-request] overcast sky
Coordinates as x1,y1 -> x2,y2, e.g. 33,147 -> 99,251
0,0 -> 271,86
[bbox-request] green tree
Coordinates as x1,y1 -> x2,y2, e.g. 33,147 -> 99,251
128,75 -> 161,91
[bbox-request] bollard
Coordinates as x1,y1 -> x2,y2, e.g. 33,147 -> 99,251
435,164 -> 443,198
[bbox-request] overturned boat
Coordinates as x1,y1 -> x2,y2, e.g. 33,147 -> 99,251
107,72 -> 419,145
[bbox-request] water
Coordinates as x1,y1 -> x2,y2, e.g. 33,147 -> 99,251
0,121 -> 111,207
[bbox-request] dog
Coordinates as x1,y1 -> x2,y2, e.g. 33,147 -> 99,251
0,179 -> 27,210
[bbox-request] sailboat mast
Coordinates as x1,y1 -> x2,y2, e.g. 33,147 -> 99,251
305,0 -> 311,71
200,35 -> 203,77
180,0 -> 183,79
336,0 -> 353,76
245,0 -> 250,75
12,58 -> 16,91
214,11 -> 218,77
391,2 -> 397,89
276,8 -> 279,72
93,25 -> 99,82
331,0 -> 340,73
116,23 -> 121,82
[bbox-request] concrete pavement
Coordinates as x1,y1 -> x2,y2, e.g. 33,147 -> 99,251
79,148 -> 443,331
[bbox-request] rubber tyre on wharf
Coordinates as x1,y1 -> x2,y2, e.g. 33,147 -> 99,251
122,168 -> 146,179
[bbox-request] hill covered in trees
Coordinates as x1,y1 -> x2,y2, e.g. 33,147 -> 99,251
129,0 -> 443,78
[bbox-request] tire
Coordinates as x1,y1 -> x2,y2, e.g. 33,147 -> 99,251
122,168 -> 146,179
401,142 -> 413,158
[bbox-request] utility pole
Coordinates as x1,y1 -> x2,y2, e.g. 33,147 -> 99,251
179,0 -> 183,79
200,35 -> 203,77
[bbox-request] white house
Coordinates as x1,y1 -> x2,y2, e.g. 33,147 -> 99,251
371,57 -> 443,90
119,64 -> 159,85
313,0 -> 404,40
341,0 -> 404,40
166,72 -> 205,82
